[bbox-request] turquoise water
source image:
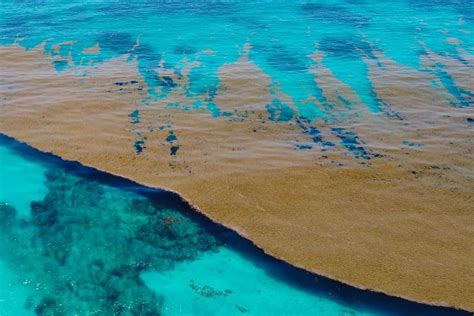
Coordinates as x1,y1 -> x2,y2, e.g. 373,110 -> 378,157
0,135 -> 469,315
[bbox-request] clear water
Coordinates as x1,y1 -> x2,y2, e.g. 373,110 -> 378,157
0,136 -> 468,315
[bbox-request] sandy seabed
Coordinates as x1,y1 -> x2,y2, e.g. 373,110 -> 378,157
0,44 -> 473,312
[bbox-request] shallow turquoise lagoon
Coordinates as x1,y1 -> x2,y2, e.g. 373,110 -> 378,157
0,135 -> 469,315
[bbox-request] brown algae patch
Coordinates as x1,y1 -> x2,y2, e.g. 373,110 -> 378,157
0,44 -> 473,311
82,43 -> 101,54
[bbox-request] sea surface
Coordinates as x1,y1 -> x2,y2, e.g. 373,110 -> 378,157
1,0 -> 473,314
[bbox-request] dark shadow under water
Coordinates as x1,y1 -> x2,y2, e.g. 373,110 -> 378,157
0,133 -> 469,316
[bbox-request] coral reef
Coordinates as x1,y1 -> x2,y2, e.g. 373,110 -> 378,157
0,169 -> 221,315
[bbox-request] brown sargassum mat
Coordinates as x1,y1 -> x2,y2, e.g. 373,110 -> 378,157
1,44 -> 473,311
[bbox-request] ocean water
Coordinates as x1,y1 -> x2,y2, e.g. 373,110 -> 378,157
0,135 -> 469,316
1,0 -> 473,314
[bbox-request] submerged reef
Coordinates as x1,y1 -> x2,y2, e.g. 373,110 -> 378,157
0,169 -> 221,315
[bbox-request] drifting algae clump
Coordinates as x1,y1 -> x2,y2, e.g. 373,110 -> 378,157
0,169 -> 221,315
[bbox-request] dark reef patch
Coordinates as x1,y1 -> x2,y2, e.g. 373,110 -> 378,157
0,202 -> 16,227
253,44 -> 308,72
96,31 -> 135,55
0,169 -> 221,315
319,37 -> 375,59
189,279 -> 232,298
134,43 -> 163,66
229,16 -> 268,30
266,49 -> 308,72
